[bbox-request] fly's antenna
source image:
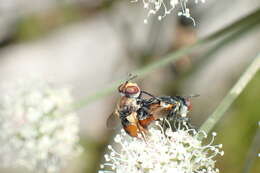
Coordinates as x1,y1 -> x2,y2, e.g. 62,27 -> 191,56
126,73 -> 138,83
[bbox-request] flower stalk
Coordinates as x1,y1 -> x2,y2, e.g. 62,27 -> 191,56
242,121 -> 260,173
200,54 -> 260,136
70,8 -> 260,111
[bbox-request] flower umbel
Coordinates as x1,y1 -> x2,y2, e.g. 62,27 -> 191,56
0,80 -> 82,173
100,121 -> 223,173
132,0 -> 206,25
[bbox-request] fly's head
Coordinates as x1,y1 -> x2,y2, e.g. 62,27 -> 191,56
118,82 -> 141,98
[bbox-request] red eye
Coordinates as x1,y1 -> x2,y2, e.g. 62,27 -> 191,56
125,86 -> 140,95
185,99 -> 192,110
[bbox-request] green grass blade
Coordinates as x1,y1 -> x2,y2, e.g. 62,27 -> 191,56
242,122 -> 260,173
199,54 -> 260,134
176,16 -> 260,83
71,8 -> 260,111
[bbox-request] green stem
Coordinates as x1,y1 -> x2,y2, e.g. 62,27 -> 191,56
71,8 -> 260,111
199,54 -> 260,135
242,122 -> 260,173
134,9 -> 260,77
176,15 -> 260,84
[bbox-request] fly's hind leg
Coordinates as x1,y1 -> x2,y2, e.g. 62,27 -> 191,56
174,116 -> 196,131
136,123 -> 148,144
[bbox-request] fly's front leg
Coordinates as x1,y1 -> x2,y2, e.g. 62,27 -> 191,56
140,91 -> 162,102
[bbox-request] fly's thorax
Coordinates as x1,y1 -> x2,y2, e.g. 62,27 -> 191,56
118,97 -> 140,113
127,98 -> 141,111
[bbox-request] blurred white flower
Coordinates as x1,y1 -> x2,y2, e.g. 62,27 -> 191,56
0,80 -> 82,173
99,121 -> 223,173
132,0 -> 206,24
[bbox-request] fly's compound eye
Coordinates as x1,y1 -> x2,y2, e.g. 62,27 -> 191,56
185,98 -> 192,111
125,86 -> 140,95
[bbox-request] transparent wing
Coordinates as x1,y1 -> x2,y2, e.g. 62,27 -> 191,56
106,112 -> 120,129
147,103 -> 173,120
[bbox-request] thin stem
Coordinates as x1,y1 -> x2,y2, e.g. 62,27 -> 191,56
71,8 -> 260,111
175,16 -> 260,84
199,54 -> 260,135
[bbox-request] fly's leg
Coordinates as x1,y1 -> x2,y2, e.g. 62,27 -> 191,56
140,91 -> 162,102
136,122 -> 148,144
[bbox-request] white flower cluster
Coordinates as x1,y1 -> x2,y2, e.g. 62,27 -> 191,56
0,80 -> 82,173
99,121 -> 223,173
132,0 -> 206,24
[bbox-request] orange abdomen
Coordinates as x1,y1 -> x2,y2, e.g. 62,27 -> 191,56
138,116 -> 155,129
123,124 -> 138,137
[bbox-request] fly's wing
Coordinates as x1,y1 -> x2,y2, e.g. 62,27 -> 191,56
148,102 -> 174,120
148,103 -> 164,118
106,112 -> 120,129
